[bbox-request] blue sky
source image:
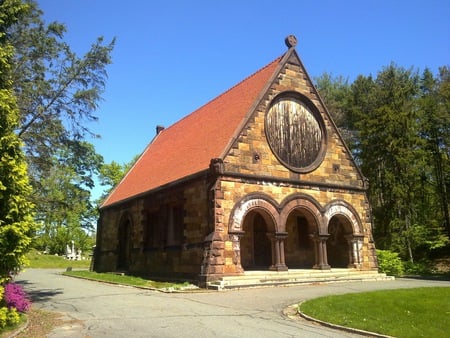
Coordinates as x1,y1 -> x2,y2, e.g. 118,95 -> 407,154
37,0 -> 449,197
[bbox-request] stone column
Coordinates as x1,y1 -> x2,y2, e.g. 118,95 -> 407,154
320,235 -> 330,269
230,232 -> 244,273
312,234 -> 331,270
345,234 -> 355,267
345,235 -> 363,269
268,233 -> 276,269
311,234 -> 320,268
269,232 -> 288,271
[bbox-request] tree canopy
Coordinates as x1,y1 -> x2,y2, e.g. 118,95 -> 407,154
315,64 -> 450,263
5,0 -> 115,255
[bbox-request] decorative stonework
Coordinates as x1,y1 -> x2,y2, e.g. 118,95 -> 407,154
284,35 -> 298,48
265,93 -> 326,173
323,201 -> 363,235
229,195 -> 279,233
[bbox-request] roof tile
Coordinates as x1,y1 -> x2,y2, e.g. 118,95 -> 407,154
102,56 -> 282,207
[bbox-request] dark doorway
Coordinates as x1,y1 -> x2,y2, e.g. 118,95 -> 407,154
241,211 -> 273,270
327,216 -> 352,268
285,210 -> 316,268
253,213 -> 272,268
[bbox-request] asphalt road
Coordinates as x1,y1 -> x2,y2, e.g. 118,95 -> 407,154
15,269 -> 450,338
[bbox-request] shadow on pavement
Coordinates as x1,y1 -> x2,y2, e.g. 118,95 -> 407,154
15,279 -> 64,303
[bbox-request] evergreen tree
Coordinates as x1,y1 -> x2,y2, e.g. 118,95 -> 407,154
5,0 -> 114,254
314,73 -> 358,155
347,64 -> 449,261
418,67 -> 450,241
0,0 -> 36,280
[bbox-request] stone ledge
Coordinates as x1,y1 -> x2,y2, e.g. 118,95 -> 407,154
207,269 -> 394,290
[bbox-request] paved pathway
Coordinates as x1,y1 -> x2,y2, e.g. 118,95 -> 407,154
16,269 -> 450,337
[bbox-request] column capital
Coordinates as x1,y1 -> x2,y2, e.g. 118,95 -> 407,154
228,230 -> 245,237
318,234 -> 329,241
275,231 -> 288,239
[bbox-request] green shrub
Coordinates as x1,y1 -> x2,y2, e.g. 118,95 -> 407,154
0,306 -> 20,329
0,285 -> 22,329
377,249 -> 404,276
403,259 -> 433,275
0,307 -> 7,328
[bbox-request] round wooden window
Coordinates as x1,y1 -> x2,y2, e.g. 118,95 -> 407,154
265,94 -> 325,172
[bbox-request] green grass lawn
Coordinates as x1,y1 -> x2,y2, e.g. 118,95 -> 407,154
299,287 -> 450,338
25,249 -> 90,269
63,270 -> 194,290
24,250 -> 195,290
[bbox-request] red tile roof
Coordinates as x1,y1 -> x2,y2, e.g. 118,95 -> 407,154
102,55 -> 283,207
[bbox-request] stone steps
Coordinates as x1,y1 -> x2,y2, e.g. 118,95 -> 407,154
206,269 -> 394,290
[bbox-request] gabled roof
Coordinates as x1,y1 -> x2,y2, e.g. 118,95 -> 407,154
102,54 -> 284,208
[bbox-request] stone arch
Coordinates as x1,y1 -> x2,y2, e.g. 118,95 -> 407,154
228,193 -> 280,233
228,193 -> 289,271
323,200 -> 363,235
240,208 -> 277,269
324,201 -> 364,268
279,193 -> 323,233
280,194 -> 331,270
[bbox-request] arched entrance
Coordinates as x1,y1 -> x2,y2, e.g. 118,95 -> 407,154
285,209 -> 318,268
327,215 -> 353,268
240,210 -> 274,270
117,217 -> 131,270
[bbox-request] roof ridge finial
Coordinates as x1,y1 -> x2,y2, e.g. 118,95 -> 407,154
284,35 -> 297,49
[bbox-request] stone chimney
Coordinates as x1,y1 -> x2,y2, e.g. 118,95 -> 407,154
156,125 -> 165,135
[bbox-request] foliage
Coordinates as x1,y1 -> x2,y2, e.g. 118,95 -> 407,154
10,0 -> 115,156
299,287 -> 450,338
317,63 -> 450,263
97,155 -> 139,204
0,0 -> 36,282
403,259 -> 433,275
0,306 -> 20,330
33,224 -> 96,256
5,0 -> 115,255
376,249 -> 404,276
314,73 -> 357,150
31,141 -> 102,255
0,283 -> 26,330
3,283 -> 30,312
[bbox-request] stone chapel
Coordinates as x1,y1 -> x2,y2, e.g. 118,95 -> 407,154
94,36 -> 379,287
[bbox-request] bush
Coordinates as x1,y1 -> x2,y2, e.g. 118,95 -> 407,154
377,249 -> 404,276
4,283 -> 31,312
403,259 -> 433,275
0,306 -> 20,329
0,284 -> 25,330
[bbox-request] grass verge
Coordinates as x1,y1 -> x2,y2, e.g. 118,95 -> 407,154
63,270 -> 195,290
299,287 -> 450,338
26,250 -> 90,269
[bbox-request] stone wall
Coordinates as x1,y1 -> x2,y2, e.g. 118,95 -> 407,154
203,55 -> 377,277
96,177 -> 211,278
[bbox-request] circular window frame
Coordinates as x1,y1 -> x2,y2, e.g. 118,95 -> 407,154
264,92 -> 327,173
